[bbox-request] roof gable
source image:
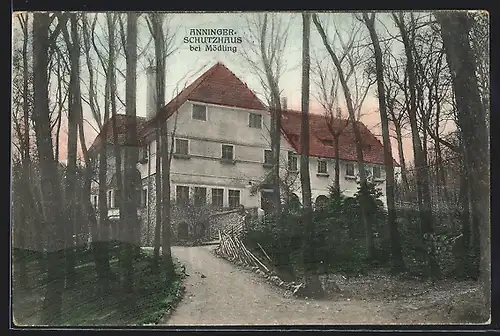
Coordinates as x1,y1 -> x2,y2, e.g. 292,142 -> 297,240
145,62 -> 266,130
89,114 -> 147,155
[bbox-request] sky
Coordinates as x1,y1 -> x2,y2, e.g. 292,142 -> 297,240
13,12 -> 441,164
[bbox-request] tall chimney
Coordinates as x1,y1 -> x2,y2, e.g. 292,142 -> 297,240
281,97 -> 287,110
146,66 -> 157,119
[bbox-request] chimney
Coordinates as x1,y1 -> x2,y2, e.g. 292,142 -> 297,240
281,97 -> 287,110
146,66 -> 157,119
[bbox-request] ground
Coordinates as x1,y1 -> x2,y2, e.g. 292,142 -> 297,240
163,245 -> 487,325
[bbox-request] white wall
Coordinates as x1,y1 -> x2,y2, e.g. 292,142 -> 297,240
136,101 -> 297,207
130,100 -> 388,209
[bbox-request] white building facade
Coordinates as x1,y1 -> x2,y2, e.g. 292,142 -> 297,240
89,62 -> 390,242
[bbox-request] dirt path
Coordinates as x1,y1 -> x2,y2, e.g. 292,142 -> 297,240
162,245 -> 399,325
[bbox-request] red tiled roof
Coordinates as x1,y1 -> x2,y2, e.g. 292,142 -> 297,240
280,109 -> 399,166
141,62 -> 267,137
89,114 -> 147,155
89,63 -> 397,167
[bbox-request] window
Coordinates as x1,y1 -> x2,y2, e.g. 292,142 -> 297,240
365,167 -> 373,178
142,189 -> 148,208
221,145 -> 234,160
141,144 -> 149,160
176,185 -> 190,205
175,139 -> 189,155
212,188 -> 224,207
315,195 -> 329,209
229,190 -> 241,208
288,151 -> 298,171
249,113 -> 262,128
373,166 -> 381,179
194,187 -> 207,206
107,190 -> 113,208
317,159 -> 328,174
92,195 -> 98,208
114,189 -> 121,208
346,163 -> 355,177
264,150 -> 273,165
321,139 -> 334,147
192,104 -> 207,121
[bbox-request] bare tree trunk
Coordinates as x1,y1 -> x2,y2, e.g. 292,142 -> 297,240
300,13 -> 324,299
18,13 -> 30,289
54,63 -> 63,163
434,90 -> 454,230
259,14 -> 282,215
107,13 -> 123,246
333,136 -> 340,194
154,128 -> 162,267
313,14 -> 375,260
391,116 -> 409,197
363,12 -> 404,271
33,12 -> 65,324
96,31 -> 112,296
62,13 -> 80,289
76,73 -> 99,273
436,12 -> 490,318
123,12 -> 140,290
147,13 -> 174,272
161,133 -> 174,272
393,12 -> 440,278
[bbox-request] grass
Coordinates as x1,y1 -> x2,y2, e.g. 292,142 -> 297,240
12,242 -> 185,326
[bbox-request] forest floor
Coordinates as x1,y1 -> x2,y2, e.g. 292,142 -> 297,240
12,244 -> 184,327
163,245 -> 487,325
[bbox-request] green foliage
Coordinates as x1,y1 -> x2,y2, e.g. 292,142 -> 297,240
245,181 -> 390,277
246,179 -> 477,280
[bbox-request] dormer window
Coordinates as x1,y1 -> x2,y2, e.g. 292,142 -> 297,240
249,113 -> 262,129
192,104 -> 207,121
321,139 -> 334,147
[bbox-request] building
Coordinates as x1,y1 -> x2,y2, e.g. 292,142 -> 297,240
88,62 -> 394,243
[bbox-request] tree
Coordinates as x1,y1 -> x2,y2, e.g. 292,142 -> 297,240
392,12 -> 440,278
468,12 -> 489,127
312,53 -> 350,195
61,12 -> 81,288
14,13 -> 31,289
241,13 -> 291,215
384,53 -> 410,197
435,10 -> 490,320
412,21 -> 456,229
122,11 -> 140,289
300,12 -> 325,299
145,12 -> 177,273
362,12 -> 404,271
32,12 -> 67,324
313,13 -> 376,260
91,14 -> 114,295
104,13 -> 122,246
